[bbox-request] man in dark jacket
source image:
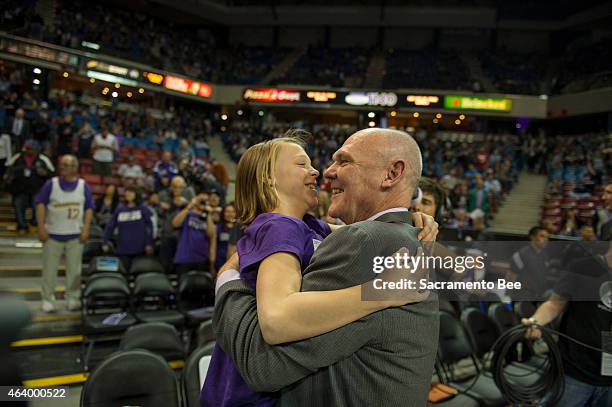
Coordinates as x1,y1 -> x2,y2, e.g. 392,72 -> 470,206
4,140 -> 54,233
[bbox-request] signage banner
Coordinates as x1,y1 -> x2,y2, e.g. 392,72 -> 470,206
163,75 -> 212,98
444,95 -> 512,112
243,88 -> 301,103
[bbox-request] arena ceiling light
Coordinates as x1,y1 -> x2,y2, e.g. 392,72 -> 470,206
237,110 -> 243,116
32,67 -> 41,74
111,91 -> 118,98
32,79 -> 40,85
221,114 -> 228,120
368,121 -> 376,127
258,111 -> 264,116
413,112 -> 420,118
459,114 -> 465,120
368,112 -> 375,118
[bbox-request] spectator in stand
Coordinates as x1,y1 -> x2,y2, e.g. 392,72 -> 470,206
412,177 -> 446,221
5,140 -> 54,234
467,174 -> 490,219
578,225 -> 597,241
541,218 -> 558,235
450,181 -> 468,212
159,175 -> 195,207
484,169 -> 502,198
560,208 -> 580,237
5,108 -> 30,151
94,184 -> 119,228
210,158 -> 229,189
117,155 -> 144,187
76,121 -> 95,159
91,125 -> 118,177
35,155 -> 93,312
158,193 -> 188,273
153,150 -> 179,191
174,138 -> 194,162
594,182 -> 611,240
0,132 -> 11,185
509,226 -> 551,300
208,189 -> 223,211
440,167 -> 459,191
30,103 -> 51,147
214,202 -> 237,272
447,208 -> 471,230
171,193 -> 216,275
102,186 -> 154,271
55,114 -> 76,158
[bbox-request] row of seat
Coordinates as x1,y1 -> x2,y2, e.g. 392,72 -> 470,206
81,321 -> 216,407
80,302 -> 545,407
435,303 -> 547,407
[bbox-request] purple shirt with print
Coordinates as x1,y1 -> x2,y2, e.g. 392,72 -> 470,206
35,178 -> 94,241
174,210 -> 211,264
200,213 -> 331,407
103,204 -> 154,255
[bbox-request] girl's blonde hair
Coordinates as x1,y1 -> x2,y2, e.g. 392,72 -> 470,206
235,131 -> 308,225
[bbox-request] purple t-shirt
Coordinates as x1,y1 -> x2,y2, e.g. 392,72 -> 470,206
201,213 -> 331,407
35,178 -> 94,241
173,211 -> 211,264
103,204 -> 154,256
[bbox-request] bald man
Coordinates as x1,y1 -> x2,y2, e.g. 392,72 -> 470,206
36,155 -> 94,312
210,129 -> 439,407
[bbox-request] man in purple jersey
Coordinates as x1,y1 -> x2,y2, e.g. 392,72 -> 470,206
36,155 -> 94,313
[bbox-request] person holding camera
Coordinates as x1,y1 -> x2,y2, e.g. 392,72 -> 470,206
172,193 -> 217,275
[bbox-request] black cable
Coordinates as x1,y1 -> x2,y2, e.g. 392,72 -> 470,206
488,321 -> 612,407
437,323 -> 609,404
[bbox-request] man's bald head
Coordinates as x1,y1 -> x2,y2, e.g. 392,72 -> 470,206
346,128 -> 421,191
325,128 -> 423,224
59,155 -> 79,180
171,176 -> 186,189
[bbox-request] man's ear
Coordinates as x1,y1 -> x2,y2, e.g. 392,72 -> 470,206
381,160 -> 406,188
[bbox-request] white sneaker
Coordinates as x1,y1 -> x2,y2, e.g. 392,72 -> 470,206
41,300 -> 56,313
66,299 -> 81,311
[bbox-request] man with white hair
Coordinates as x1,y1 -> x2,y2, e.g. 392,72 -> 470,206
209,128 -> 439,407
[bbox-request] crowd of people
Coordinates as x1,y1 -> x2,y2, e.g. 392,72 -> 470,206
3,1 -> 611,95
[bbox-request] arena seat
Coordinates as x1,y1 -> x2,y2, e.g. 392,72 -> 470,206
119,322 -> 185,361
129,255 -> 165,277
439,298 -> 458,316
488,303 -> 547,369
82,271 -> 136,370
87,224 -> 104,239
80,349 -> 181,407
133,272 -> 184,327
182,344 -> 215,407
461,308 -> 542,387
437,311 -> 506,407
82,240 -> 111,264
177,271 -> 215,326
487,303 -> 518,334
196,319 -> 215,348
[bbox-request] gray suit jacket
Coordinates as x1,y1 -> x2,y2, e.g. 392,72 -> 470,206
213,211 -> 439,406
